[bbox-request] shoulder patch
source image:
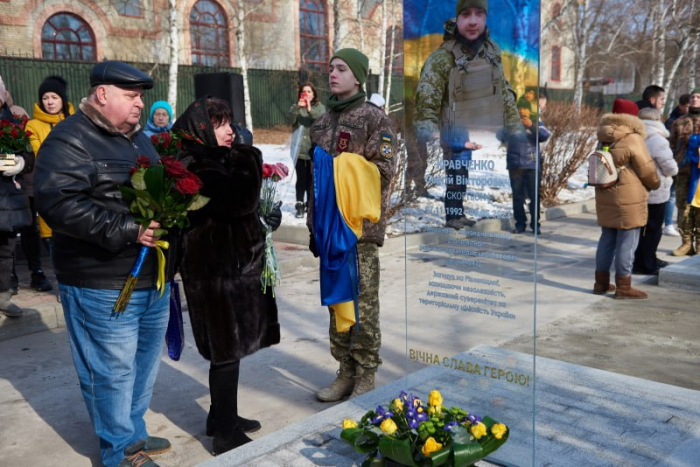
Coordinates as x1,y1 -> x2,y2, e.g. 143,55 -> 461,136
380,134 -> 393,159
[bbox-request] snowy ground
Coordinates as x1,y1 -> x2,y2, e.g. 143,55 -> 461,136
258,130 -> 594,235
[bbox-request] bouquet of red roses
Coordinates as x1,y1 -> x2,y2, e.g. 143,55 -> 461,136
0,116 -> 32,154
260,162 -> 289,295
113,155 -> 209,312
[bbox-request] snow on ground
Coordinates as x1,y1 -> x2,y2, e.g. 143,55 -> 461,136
258,131 -> 594,235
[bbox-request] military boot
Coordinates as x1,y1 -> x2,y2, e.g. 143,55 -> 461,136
316,361 -> 355,402
672,233 -> 695,256
0,291 -> 22,317
294,201 -> 305,218
350,366 -> 376,398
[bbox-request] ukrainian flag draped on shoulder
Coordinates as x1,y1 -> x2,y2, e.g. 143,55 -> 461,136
312,147 -> 381,332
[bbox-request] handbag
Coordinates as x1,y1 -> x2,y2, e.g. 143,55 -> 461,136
165,279 -> 185,361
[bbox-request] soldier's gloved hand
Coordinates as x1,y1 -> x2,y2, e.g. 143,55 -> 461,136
309,233 -> 320,258
1,156 -> 25,177
264,202 -> 282,231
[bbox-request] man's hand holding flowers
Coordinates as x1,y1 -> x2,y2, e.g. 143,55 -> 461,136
137,220 -> 162,247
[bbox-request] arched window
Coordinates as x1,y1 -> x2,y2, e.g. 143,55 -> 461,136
551,45 -> 561,82
112,0 -> 143,17
190,0 -> 230,67
41,13 -> 96,61
299,0 -> 328,70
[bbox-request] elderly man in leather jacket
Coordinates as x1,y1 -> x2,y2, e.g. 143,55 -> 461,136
34,61 -> 171,467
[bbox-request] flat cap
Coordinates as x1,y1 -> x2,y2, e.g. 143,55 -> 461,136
90,60 -> 154,89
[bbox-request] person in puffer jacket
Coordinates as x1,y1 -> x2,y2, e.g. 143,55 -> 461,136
632,107 -> 678,275
592,98 -> 660,299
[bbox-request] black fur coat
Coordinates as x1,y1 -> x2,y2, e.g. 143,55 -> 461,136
174,100 -> 280,364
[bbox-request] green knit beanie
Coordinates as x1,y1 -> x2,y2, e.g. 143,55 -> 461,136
692,87 -> 700,96
330,48 -> 369,87
456,0 -> 488,15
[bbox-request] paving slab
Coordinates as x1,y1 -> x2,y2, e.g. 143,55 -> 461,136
202,346 -> 700,467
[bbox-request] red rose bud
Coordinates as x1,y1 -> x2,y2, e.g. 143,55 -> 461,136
136,156 -> 152,168
262,163 -> 273,178
175,173 -> 203,195
151,134 -> 159,143
129,167 -> 138,176
161,156 -> 190,178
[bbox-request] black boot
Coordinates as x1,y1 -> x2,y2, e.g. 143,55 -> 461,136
207,406 -> 261,436
295,201 -> 305,218
209,361 -> 252,455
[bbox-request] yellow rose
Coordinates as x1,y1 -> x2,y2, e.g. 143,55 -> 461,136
342,419 -> 358,429
428,390 -> 443,407
421,437 -> 443,457
491,423 -> 507,440
392,398 -> 404,412
470,422 -> 487,440
380,418 -> 398,434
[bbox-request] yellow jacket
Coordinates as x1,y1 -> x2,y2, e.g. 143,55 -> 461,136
26,101 -> 75,237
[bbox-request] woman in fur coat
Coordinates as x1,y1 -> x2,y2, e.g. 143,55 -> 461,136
172,97 -> 282,455
593,99 -> 660,299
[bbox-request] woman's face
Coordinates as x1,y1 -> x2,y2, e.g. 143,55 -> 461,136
214,120 -> 234,147
42,92 -> 63,115
152,108 -> 170,127
300,86 -> 314,102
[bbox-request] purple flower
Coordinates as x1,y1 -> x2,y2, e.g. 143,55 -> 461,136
468,413 -> 482,424
407,407 -> 428,429
372,405 -> 394,425
444,421 -> 459,431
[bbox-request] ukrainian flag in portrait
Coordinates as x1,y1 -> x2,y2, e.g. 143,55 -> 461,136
312,147 -> 381,332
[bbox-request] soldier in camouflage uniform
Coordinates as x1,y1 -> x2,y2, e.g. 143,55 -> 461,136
669,89 -> 700,256
414,0 -> 523,229
307,48 -> 395,401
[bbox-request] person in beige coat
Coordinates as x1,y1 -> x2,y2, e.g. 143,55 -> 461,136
593,98 -> 660,299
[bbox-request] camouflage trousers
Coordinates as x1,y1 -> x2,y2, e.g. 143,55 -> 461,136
675,173 -> 697,235
328,242 -> 382,371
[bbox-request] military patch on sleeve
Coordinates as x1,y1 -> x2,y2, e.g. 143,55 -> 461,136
379,133 -> 393,159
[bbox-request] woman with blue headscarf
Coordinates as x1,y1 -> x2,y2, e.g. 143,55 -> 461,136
144,100 -> 173,137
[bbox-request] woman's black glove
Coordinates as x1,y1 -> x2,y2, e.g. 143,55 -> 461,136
264,203 -> 282,231
308,233 -> 319,258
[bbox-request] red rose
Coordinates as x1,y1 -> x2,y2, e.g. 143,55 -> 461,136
151,134 -> 160,144
175,173 -> 203,195
129,167 -> 139,176
10,128 -> 19,138
262,163 -> 273,179
161,156 -> 190,178
136,156 -> 152,168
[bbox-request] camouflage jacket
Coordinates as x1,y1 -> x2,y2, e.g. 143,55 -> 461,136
309,100 -> 396,246
669,112 -> 700,176
413,20 -> 521,143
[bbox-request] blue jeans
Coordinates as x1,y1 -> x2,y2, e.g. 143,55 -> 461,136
664,180 -> 676,226
59,284 -> 170,467
595,227 -> 640,276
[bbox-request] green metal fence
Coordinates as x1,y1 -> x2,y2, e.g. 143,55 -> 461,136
0,56 -> 404,128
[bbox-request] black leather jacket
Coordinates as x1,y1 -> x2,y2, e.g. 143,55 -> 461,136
34,101 -> 161,289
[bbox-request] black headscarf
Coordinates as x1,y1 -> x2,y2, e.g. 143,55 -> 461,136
172,98 -> 218,147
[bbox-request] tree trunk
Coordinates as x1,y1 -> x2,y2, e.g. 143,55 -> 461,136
235,3 -> 253,130
167,0 -> 179,114
333,0 -> 341,52
377,0 -> 387,98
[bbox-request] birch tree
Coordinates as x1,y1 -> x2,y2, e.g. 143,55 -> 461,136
233,1 -> 253,130
167,0 -> 179,113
